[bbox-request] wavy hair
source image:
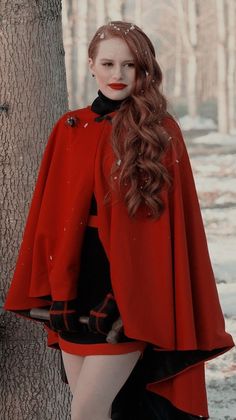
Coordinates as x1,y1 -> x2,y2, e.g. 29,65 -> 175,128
88,21 -> 172,219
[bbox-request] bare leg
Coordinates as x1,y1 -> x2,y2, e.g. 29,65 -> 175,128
71,350 -> 142,420
61,350 -> 85,394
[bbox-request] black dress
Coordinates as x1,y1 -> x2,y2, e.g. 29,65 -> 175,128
57,92 -> 147,354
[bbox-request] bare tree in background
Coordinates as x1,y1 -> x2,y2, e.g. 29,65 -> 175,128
134,1 -> 179,101
177,0 -> 198,118
216,0 -> 228,134
95,0 -> 106,33
63,0 -> 87,109
197,1 -> 217,103
62,0 -> 126,108
62,0 -> 77,109
107,0 -> 124,20
77,0 -> 89,106
0,1 -> 70,418
174,30 -> 182,98
134,0 -> 143,26
61,0 -> 236,127
227,0 -> 236,133
96,0 -> 106,27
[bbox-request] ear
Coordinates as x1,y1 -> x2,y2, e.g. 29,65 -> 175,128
88,57 -> 94,74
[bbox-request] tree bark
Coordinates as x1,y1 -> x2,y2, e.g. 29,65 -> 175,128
96,0 -> 106,27
134,0 -> 142,26
187,0 -> 197,117
227,0 -> 235,133
0,1 -> 70,418
77,0 -> 89,106
107,0 -> 124,21
216,0 -> 228,134
62,0 -> 74,109
174,31 -> 182,97
177,0 -> 198,117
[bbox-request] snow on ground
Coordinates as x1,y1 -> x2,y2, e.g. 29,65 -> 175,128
192,131 -> 236,146
184,129 -> 236,420
179,115 -> 217,131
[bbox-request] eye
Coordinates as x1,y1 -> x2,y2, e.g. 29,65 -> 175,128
125,63 -> 135,67
102,63 -> 113,66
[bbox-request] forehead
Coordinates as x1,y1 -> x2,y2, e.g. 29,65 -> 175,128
95,37 -> 134,60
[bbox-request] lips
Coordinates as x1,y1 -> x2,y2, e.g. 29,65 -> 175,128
108,83 -> 127,90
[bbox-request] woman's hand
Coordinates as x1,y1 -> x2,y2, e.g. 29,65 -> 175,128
88,292 -> 120,335
49,299 -> 81,332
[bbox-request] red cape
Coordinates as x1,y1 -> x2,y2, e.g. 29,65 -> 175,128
4,106 -> 234,418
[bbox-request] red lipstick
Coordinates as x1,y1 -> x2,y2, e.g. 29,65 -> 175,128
108,83 -> 127,90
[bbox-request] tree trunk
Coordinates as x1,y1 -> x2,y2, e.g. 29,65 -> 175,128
216,0 -> 228,134
134,0 -> 142,26
187,0 -> 197,117
0,1 -> 70,419
77,0 -> 89,107
177,0 -> 198,117
107,0 -> 124,21
227,0 -> 235,133
174,32 -> 182,98
63,0 -> 88,109
62,0 -> 74,110
96,0 -> 106,27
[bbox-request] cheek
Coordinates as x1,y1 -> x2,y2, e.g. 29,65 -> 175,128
96,68 -> 109,81
129,70 -> 136,82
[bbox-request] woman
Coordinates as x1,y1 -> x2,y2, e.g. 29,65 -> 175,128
4,21 -> 234,420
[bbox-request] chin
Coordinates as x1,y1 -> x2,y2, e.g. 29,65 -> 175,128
105,88 -> 130,100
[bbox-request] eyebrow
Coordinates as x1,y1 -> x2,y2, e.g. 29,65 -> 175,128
99,58 -> 134,63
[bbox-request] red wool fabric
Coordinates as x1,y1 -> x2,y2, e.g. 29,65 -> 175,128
4,106 -> 234,418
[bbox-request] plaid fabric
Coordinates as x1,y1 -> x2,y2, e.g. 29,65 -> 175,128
49,299 -> 81,332
88,292 -> 120,335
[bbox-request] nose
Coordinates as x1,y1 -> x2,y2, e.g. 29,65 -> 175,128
112,65 -> 123,80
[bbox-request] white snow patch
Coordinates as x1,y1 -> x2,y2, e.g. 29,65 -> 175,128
208,237 -> 236,280
179,115 -> 217,130
183,131 -> 236,420
216,283 -> 236,317
192,132 -> 236,146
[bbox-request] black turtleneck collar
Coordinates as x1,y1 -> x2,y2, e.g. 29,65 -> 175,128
91,89 -> 126,116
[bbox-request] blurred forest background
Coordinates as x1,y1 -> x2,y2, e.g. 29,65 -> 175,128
0,1 -> 235,419
62,0 -> 236,134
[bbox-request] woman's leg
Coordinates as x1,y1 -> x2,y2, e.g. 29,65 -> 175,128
70,350 -> 142,420
61,350 -> 85,394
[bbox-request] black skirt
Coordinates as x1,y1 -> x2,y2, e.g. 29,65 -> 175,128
58,193 -> 136,345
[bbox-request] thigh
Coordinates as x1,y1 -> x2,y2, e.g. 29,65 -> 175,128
72,350 -> 142,419
61,350 -> 85,394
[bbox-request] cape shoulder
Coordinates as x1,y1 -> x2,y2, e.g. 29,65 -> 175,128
49,105 -> 100,138
40,105 -> 103,164
59,105 -> 99,124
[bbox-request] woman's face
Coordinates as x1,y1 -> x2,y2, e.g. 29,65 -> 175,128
89,37 -> 136,100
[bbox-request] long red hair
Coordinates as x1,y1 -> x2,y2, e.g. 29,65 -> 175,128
88,21 -> 172,219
